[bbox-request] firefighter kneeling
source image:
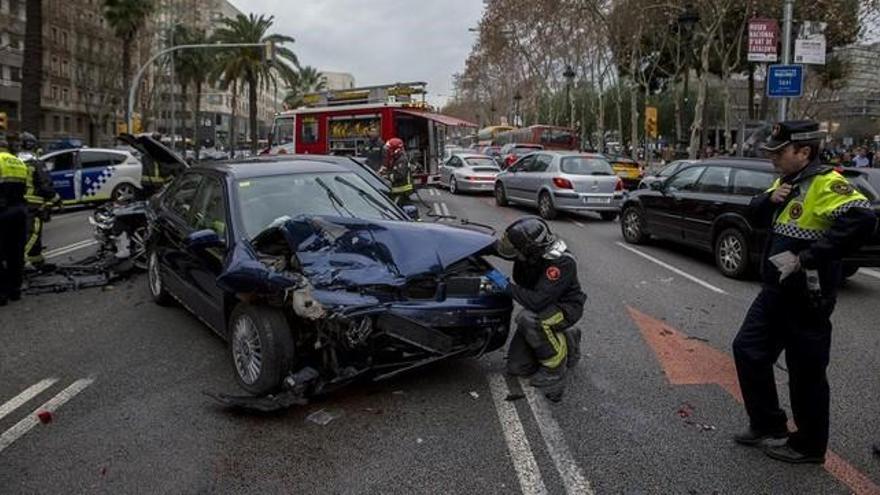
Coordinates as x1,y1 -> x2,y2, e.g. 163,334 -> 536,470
486,217 -> 585,401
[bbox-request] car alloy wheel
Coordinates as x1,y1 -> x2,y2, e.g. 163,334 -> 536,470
450,177 -> 458,194
622,207 -> 646,244
538,193 -> 557,219
148,251 -> 162,297
717,232 -> 744,275
130,227 -> 149,270
112,183 -> 137,203
495,183 -> 508,206
232,315 -> 263,386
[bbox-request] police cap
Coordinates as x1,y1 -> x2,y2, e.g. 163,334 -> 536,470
761,120 -> 826,152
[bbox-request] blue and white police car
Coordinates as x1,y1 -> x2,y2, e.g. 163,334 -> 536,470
41,148 -> 144,204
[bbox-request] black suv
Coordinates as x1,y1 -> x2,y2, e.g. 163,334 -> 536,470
620,158 -> 880,279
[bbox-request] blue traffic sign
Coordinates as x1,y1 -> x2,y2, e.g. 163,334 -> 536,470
767,64 -> 804,98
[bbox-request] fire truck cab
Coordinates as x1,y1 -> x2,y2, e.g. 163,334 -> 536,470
266,82 -> 476,186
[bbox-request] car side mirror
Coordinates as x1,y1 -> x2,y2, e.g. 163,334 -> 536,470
402,204 -> 420,220
185,229 -> 225,250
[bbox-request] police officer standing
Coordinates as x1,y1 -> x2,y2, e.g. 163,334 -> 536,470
486,217 -> 585,401
18,132 -> 57,269
380,137 -> 414,207
0,138 -> 30,306
732,121 -> 877,464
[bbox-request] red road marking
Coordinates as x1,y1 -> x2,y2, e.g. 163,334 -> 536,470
627,306 -> 880,495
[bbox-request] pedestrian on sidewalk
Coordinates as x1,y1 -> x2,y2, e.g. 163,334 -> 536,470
853,147 -> 870,168
731,120 -> 878,464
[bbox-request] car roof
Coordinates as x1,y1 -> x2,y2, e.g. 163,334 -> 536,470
452,152 -> 499,161
193,155 -> 356,180
41,148 -> 130,158
695,157 -> 773,171
538,150 -> 605,158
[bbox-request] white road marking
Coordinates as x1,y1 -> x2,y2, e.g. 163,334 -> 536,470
45,239 -> 98,259
488,373 -> 547,495
0,378 -> 58,422
433,203 -> 441,216
572,220 -> 585,228
520,380 -> 594,495
615,242 -> 728,295
858,268 -> 880,280
0,378 -> 94,454
440,202 -> 450,216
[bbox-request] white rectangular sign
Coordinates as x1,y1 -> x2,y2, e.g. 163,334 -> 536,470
794,39 -> 826,65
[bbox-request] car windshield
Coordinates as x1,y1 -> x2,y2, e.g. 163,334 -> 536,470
236,171 -> 404,238
659,163 -> 681,177
465,157 -> 500,169
561,157 -> 614,175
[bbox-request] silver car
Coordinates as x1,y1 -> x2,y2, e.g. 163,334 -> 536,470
494,151 -> 624,220
440,152 -> 502,194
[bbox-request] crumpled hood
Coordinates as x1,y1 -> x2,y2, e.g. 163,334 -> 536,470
254,215 -> 497,289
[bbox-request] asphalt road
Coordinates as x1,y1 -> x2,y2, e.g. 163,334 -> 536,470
1,189 -> 879,494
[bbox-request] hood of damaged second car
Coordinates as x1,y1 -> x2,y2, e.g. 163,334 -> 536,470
255,216 -> 496,289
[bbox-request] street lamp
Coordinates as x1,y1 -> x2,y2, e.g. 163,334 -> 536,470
563,64 -> 576,129
513,92 -> 522,127
677,3 -> 700,150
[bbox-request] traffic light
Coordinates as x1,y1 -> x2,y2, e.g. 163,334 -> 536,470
0,112 -> 7,132
644,106 -> 658,139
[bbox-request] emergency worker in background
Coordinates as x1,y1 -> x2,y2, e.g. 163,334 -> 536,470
379,137 -> 413,207
0,138 -> 30,306
18,132 -> 58,269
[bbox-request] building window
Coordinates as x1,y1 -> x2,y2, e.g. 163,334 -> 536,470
64,116 -> 70,132
53,115 -> 60,132
62,60 -> 68,78
52,86 -> 59,100
77,117 -> 84,133
62,88 -> 69,102
62,31 -> 68,49
52,27 -> 58,42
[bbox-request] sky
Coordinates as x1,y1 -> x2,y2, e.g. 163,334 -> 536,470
230,0 -> 485,107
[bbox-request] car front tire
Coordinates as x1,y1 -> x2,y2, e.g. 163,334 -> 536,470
715,228 -> 749,279
621,206 -> 647,244
148,250 -> 173,306
450,176 -> 459,195
229,304 -> 296,396
538,192 -> 558,220
495,182 -> 509,206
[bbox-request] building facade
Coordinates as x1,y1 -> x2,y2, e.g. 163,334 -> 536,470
321,71 -> 355,91
0,0 -> 25,133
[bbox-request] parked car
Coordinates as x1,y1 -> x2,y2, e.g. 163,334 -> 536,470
638,159 -> 697,189
41,147 -> 144,204
439,152 -> 502,194
482,145 -> 505,167
500,143 -> 544,168
837,167 -> 880,276
146,156 -> 512,400
620,158 -> 880,278
494,151 -> 624,221
606,155 -> 643,190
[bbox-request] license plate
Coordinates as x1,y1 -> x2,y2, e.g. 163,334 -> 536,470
585,197 -> 611,204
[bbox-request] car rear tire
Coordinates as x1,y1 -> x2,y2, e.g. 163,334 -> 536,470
229,304 -> 296,396
715,228 -> 749,279
621,206 -> 648,244
538,192 -> 558,220
450,176 -> 459,195
111,183 -> 138,203
600,212 -> 618,222
495,183 -> 509,206
147,250 -> 173,306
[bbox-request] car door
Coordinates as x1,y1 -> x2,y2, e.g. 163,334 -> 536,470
154,172 -> 204,309
79,150 -> 121,201
526,153 -> 554,203
444,156 -> 461,185
681,165 -> 732,249
505,155 -> 535,201
45,150 -> 80,202
185,175 -> 230,333
649,165 -> 705,241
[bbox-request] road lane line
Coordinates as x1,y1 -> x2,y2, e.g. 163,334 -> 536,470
859,268 -> 880,280
488,373 -> 547,495
432,203 -> 441,216
615,242 -> 727,295
520,380 -> 594,495
572,220 -> 585,228
0,378 -> 94,454
440,202 -> 450,216
45,239 -> 98,259
0,378 -> 58,421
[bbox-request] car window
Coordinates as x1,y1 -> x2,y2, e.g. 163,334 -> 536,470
465,157 -> 498,168
448,156 -> 462,168
511,155 -> 535,172
659,162 -> 682,177
666,166 -> 705,192
45,151 -> 75,171
301,117 -> 319,144
560,157 -> 614,175
696,166 -> 732,194
81,151 -> 125,169
529,154 -> 553,173
732,169 -> 775,196
191,178 -> 228,238
841,172 -> 879,202
167,173 -> 203,222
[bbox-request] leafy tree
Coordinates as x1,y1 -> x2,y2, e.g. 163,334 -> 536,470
103,0 -> 154,128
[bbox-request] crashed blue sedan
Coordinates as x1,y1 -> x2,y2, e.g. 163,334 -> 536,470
145,156 -> 512,404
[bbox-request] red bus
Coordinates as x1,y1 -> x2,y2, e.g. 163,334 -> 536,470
493,125 -> 580,150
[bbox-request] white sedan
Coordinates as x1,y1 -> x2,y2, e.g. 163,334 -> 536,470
439,152 -> 502,194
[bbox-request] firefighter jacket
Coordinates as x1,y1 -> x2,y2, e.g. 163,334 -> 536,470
0,152 -> 28,209
749,159 -> 877,298
388,153 -> 413,195
511,250 -> 587,324
22,157 -> 56,208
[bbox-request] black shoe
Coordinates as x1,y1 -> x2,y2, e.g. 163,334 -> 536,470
764,443 -> 825,464
530,363 -> 566,388
565,327 -> 582,368
733,427 -> 789,446
873,443 -> 880,457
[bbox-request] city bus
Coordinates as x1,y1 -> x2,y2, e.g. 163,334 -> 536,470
493,125 -> 580,150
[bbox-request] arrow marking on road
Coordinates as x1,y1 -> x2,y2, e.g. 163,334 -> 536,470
627,306 -> 880,495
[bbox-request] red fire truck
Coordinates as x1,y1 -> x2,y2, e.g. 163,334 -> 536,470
264,82 -> 476,185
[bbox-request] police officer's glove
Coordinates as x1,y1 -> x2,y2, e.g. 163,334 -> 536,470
769,251 -> 800,282
485,269 -> 511,294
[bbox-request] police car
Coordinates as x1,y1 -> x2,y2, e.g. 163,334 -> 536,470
41,148 -> 144,204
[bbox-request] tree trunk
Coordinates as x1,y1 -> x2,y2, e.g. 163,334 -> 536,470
230,80 -> 238,157
615,84 -> 624,151
180,83 -> 189,155
22,0 -> 43,136
597,85 -> 605,154
628,46 -> 639,160
747,63 -> 755,120
88,120 -> 96,147
194,81 -> 202,163
249,75 -> 258,155
122,37 -> 132,130
688,43 -> 711,159
759,64 -> 769,121
722,60 -> 732,152
674,81 -> 682,148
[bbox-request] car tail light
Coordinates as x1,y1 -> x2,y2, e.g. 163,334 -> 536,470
553,177 -> 573,189
615,177 -> 624,191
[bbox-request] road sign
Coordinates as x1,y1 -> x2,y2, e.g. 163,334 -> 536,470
644,106 -> 658,139
767,64 -> 803,98
794,21 -> 827,65
748,18 -> 779,63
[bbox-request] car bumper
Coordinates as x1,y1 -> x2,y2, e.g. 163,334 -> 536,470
553,193 -> 624,212
385,298 -> 513,353
457,180 -> 496,192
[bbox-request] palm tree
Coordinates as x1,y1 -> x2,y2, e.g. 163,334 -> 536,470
172,25 -> 213,161
212,13 -> 298,154
283,66 -> 326,108
22,0 -> 42,136
103,0 -> 154,129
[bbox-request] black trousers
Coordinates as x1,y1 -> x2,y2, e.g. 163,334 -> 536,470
0,205 -> 27,299
733,287 -> 834,456
507,307 -> 572,373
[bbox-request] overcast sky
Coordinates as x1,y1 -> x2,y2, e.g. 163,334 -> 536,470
230,0 -> 484,107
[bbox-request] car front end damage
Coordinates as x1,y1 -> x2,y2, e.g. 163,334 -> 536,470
211,215 -> 512,409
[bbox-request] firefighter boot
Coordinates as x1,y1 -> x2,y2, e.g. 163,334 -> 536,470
565,327 -> 582,369
530,360 -> 567,402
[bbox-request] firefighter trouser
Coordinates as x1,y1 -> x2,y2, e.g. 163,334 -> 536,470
733,287 -> 834,456
24,209 -> 44,263
0,205 -> 27,299
507,308 -> 570,373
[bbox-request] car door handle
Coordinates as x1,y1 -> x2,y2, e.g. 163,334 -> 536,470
64,173 -> 74,177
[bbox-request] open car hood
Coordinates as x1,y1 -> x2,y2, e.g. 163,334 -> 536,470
219,216 -> 497,294
117,133 -> 189,167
